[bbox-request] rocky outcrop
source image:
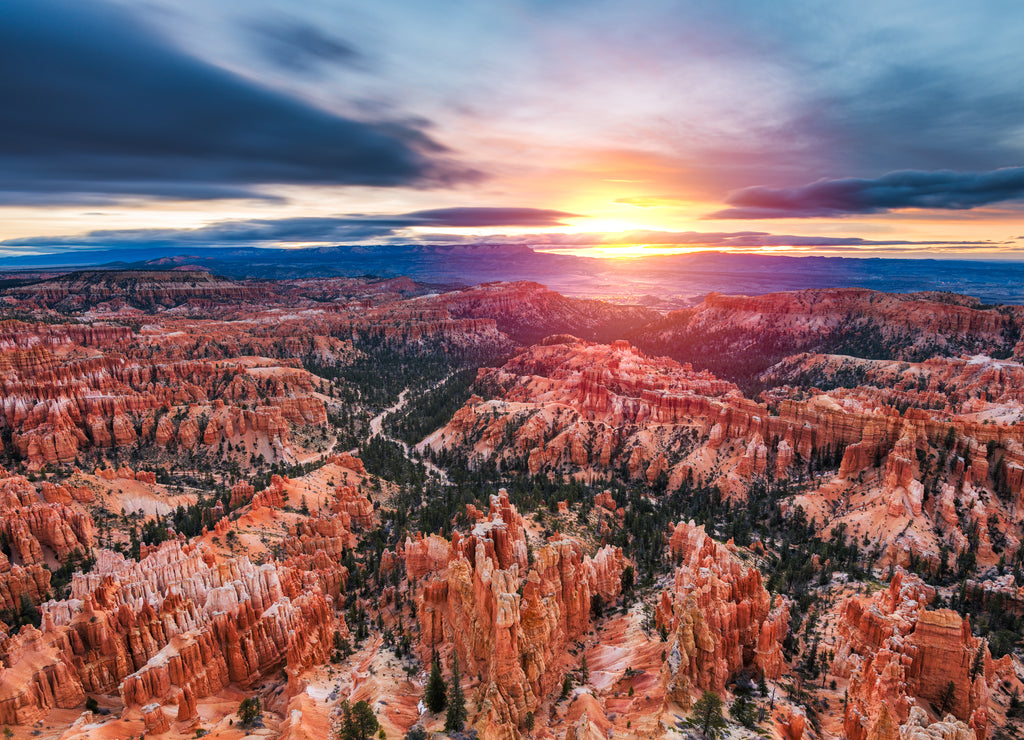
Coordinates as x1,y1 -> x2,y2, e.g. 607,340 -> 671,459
252,475 -> 288,509
635,288 -> 1023,385
0,467 -> 94,566
426,336 -> 1024,571
0,624 -> 86,725
405,490 -> 626,739
0,538 -> 340,725
423,337 -> 894,488
900,706 -> 976,740
332,485 -> 374,529
329,452 -> 367,476
6,270 -> 271,311
95,466 -> 156,484
0,557 -> 51,613
428,281 -> 659,345
0,320 -> 329,469
658,521 -> 788,706
119,586 -> 334,709
0,320 -> 132,350
142,702 -> 171,734
229,481 -> 255,508
833,571 -> 1006,740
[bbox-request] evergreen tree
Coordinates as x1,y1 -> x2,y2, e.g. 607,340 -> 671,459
17,593 -> 41,630
969,642 -> 986,682
938,681 -> 957,716
338,700 -> 379,740
580,656 -> 589,684
237,697 -> 262,728
425,650 -> 447,713
691,691 -> 726,738
560,674 -> 573,700
1008,689 -> 1024,719
444,653 -> 467,733
620,565 -> 635,596
730,694 -> 757,729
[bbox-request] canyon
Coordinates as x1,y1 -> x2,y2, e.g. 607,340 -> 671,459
0,271 -> 1020,739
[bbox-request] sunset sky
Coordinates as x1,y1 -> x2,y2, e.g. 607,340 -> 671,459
3,0 -> 1024,260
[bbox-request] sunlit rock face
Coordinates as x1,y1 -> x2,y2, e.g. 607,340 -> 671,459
404,490 -> 625,739
0,536 -> 342,726
833,570 -> 1013,740
657,520 -> 788,706
0,317 -> 329,469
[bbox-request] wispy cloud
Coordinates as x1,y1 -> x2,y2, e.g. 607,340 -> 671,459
244,17 -> 363,75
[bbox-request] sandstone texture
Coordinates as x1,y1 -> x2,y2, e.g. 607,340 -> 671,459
657,521 -> 788,706
833,571 -> 1016,740
404,490 -> 626,739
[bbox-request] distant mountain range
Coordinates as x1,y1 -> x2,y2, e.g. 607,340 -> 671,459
4,243 -> 1024,307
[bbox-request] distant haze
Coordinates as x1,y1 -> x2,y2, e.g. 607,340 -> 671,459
4,245 -> 1024,308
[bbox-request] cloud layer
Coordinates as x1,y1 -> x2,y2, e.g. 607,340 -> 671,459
0,0 -> 470,204
1,218 -> 993,256
0,208 -> 579,250
711,167 -> 1024,218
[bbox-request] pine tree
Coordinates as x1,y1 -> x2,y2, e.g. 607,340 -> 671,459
938,680 -> 957,716
560,674 -> 573,700
1009,689 -> 1024,719
425,650 -> 447,713
620,565 -> 634,596
580,656 -> 589,684
237,697 -> 262,728
338,700 -> 379,740
730,694 -> 758,729
17,593 -> 41,630
444,653 -> 467,733
969,642 -> 986,682
691,690 -> 726,738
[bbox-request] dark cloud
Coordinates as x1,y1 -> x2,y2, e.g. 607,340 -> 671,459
708,167 -> 1024,218
0,220 -> 394,251
814,62 -> 1024,177
398,207 -> 578,228
0,208 -> 579,251
0,0 -> 473,204
246,18 -> 363,74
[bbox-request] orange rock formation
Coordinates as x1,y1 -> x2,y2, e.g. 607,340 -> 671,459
405,490 -> 626,739
833,570 -> 1012,740
657,521 -> 788,706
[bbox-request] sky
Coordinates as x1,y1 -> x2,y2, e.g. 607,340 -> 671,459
2,0 -> 1024,261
